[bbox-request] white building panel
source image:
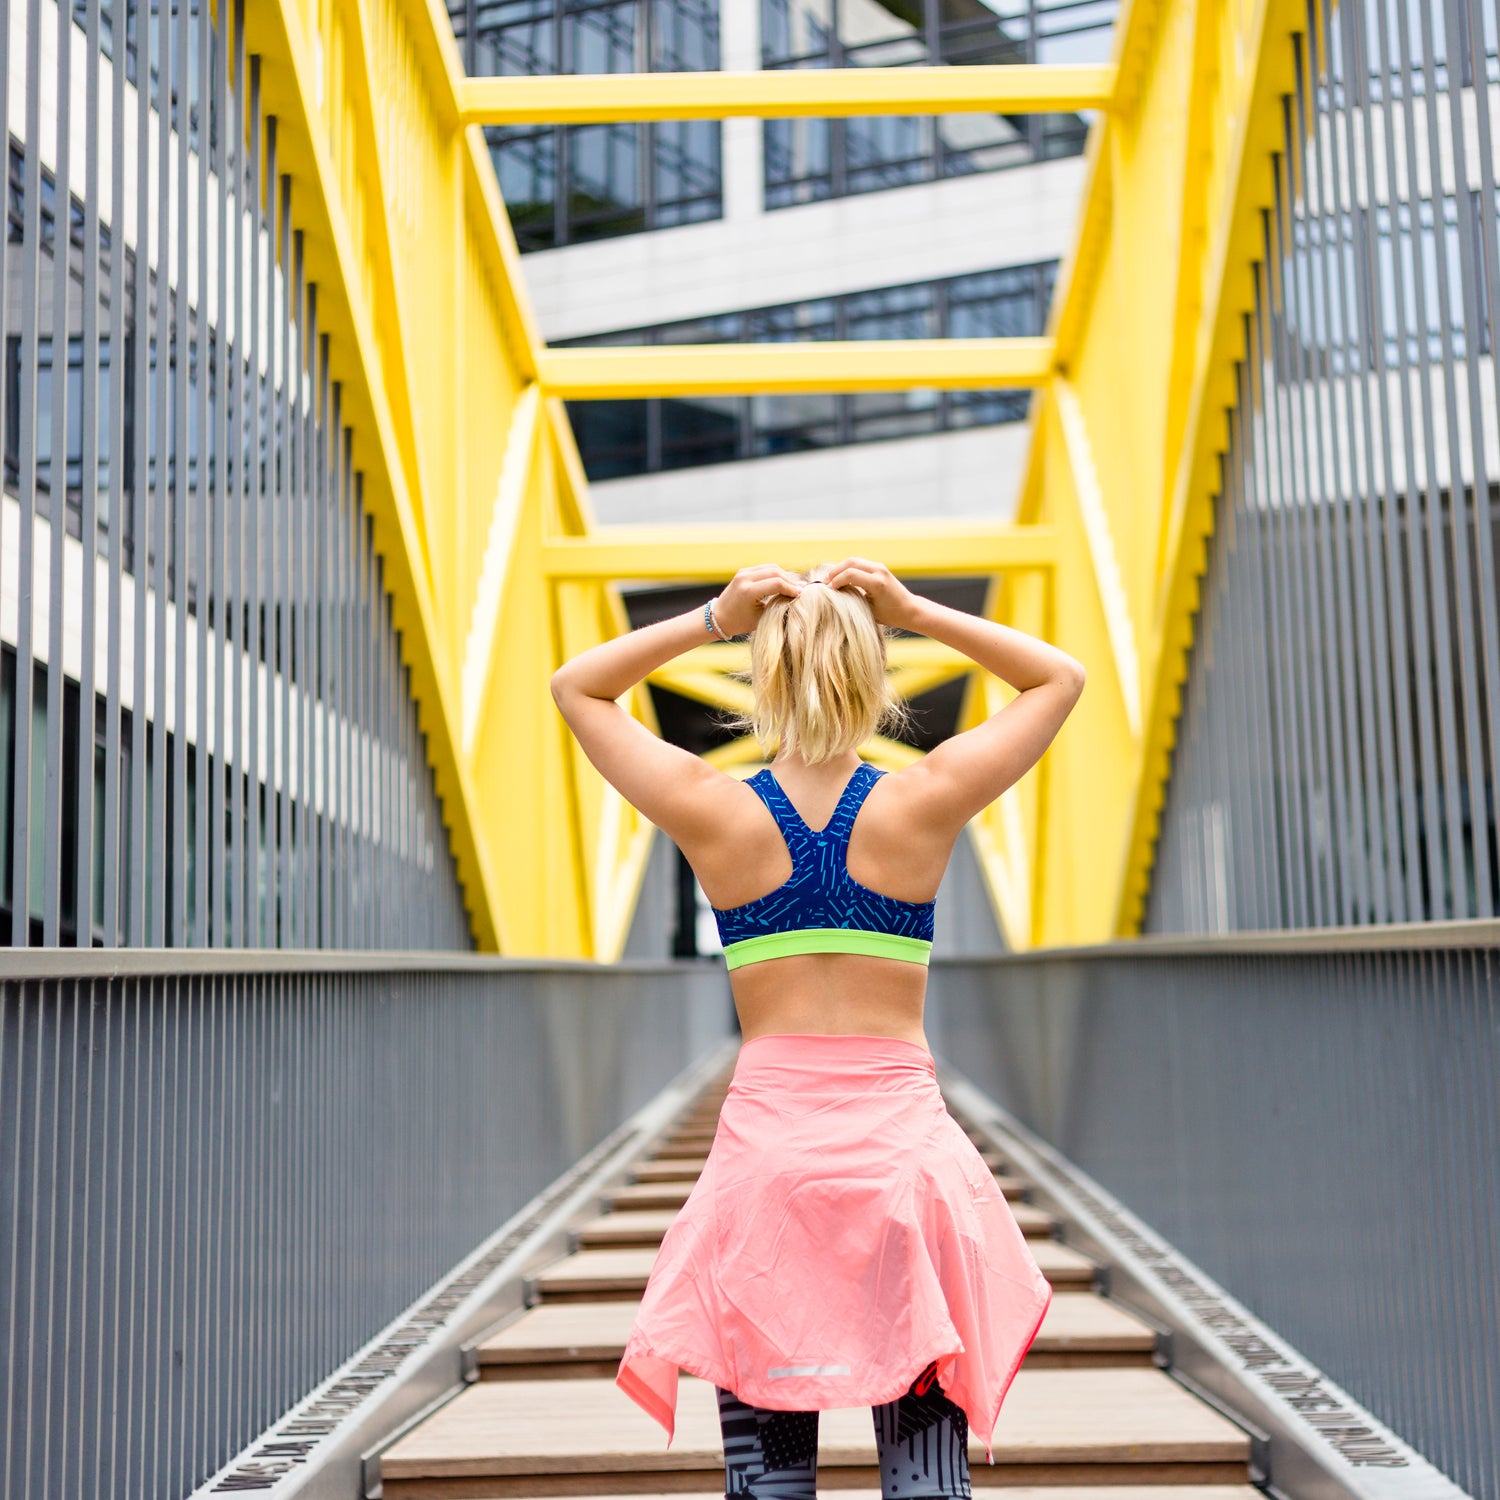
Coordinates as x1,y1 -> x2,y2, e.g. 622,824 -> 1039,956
590,421 -> 1034,529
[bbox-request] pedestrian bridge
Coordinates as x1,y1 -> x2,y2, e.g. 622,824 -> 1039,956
0,0 -> 1497,1494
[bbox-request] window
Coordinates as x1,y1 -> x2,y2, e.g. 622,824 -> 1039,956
761,0 -> 1114,209
560,259 -> 1058,478
454,0 -> 724,250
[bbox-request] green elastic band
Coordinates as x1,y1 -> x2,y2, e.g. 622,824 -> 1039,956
721,928 -> 933,971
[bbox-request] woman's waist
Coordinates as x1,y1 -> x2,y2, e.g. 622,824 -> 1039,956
729,961 -> 927,1047
726,1031 -> 940,1097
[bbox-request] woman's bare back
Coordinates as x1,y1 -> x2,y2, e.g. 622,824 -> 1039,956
680,758 -> 958,1047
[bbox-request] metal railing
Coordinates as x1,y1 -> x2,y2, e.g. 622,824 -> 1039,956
926,925 -> 1500,1500
0,950 -> 734,1497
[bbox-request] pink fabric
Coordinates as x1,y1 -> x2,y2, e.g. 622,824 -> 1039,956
615,1033 -> 1053,1463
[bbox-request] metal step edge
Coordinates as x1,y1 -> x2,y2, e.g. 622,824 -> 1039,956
938,1064 -> 1475,1500
188,1037 -> 740,1500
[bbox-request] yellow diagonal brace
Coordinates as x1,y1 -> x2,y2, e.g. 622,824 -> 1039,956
661,639 -> 978,675
538,341 -> 1054,397
1054,376 -> 1142,739
539,523 -> 1056,579
650,666 -> 757,714
650,639 -> 975,717
462,382 -> 542,758
1121,0 -> 1304,934
703,734 -> 925,773
458,65 -> 1116,124
243,0 -> 503,949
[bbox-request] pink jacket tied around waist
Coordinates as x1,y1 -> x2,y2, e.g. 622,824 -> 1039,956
615,1033 -> 1053,1464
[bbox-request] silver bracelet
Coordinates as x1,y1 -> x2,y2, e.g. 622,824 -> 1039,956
704,596 -> 734,642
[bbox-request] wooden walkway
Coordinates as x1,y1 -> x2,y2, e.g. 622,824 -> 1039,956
380,1067 -> 1262,1498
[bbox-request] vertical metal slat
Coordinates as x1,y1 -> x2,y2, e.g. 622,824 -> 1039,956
151,0 -> 173,945
77,0 -> 104,949
12,0 -> 45,948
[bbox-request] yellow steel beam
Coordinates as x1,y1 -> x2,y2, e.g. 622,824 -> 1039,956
997,0 -> 1308,945
537,341 -> 1054,397
703,734 -> 925,774
649,639 -> 976,718
458,65 -> 1116,124
659,639 -> 981,677
461,382 -> 543,758
244,0 -> 505,948
1118,0 -> 1305,933
539,523 -> 1056,580
1053,375 -> 1142,740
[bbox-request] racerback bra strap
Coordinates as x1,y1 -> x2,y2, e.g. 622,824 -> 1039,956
820,764 -> 882,861
749,763 -> 883,872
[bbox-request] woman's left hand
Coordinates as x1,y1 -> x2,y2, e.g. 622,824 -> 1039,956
712,563 -> 805,637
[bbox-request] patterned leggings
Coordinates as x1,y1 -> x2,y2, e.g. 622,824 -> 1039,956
715,1361 -> 970,1500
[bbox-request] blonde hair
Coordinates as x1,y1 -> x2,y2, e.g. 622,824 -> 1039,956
722,564 -> 913,764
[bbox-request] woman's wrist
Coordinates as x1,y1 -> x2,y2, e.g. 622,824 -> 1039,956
704,595 -> 735,641
891,591 -> 935,635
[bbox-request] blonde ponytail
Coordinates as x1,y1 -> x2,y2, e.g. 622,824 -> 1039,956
722,564 -> 913,764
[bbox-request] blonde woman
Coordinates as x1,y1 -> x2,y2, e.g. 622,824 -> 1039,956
550,558 -> 1085,1499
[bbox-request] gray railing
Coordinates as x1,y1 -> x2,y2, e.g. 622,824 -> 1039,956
0,951 -> 734,1498
926,924 -> 1500,1500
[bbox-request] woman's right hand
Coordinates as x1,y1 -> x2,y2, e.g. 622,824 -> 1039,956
820,557 -> 921,629
713,562 -> 807,636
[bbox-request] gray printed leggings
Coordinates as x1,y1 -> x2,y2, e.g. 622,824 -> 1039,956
715,1361 -> 971,1500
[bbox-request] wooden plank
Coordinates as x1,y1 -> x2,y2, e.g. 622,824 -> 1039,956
384,1462 -> 1257,1494
1034,1291 -> 1157,1351
481,1300 -> 642,1364
480,1489 -> 1266,1500
380,1370 -> 1251,1480
532,1242 -> 1098,1300
478,1293 -> 1154,1374
631,1161 -> 706,1183
576,1210 -> 682,1247
605,1184 -> 698,1212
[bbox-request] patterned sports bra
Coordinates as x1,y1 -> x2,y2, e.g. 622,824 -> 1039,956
709,762 -> 937,971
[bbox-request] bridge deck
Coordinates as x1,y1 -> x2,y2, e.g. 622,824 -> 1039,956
379,1070 -> 1260,1498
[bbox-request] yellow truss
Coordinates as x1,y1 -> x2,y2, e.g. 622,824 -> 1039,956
537,341 -> 1054,397
459,65 -> 1115,123
245,0 -> 1305,955
539,524 -> 1057,579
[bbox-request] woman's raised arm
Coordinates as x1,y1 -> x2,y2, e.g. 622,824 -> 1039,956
821,556 -> 1085,831
548,564 -> 804,840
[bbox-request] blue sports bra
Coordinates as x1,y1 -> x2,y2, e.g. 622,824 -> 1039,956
710,762 -> 937,971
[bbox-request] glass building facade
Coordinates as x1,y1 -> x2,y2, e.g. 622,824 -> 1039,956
761,0 -> 1116,208
447,0 -> 1117,249
562,259 -> 1058,478
448,0 -> 724,250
